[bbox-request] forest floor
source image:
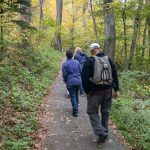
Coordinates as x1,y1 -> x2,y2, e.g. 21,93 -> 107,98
40,68 -> 129,150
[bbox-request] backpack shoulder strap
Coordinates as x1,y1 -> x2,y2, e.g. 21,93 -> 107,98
92,55 -> 109,63
92,56 -> 102,64
104,55 -> 108,60
100,55 -> 109,62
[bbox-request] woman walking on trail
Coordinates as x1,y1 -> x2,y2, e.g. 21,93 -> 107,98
62,50 -> 82,117
74,47 -> 88,96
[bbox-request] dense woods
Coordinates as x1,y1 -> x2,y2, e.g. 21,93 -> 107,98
0,0 -> 150,69
0,0 -> 150,149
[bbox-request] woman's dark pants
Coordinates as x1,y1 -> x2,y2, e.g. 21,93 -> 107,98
67,84 -> 80,115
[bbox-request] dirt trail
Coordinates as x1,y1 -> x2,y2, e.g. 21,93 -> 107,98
41,70 -> 128,150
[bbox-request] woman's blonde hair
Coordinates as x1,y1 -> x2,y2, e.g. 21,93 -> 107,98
75,47 -> 82,53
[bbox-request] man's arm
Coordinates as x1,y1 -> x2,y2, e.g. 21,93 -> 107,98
108,58 -> 119,91
108,58 -> 119,98
76,61 -> 82,75
74,54 -> 78,60
81,58 -> 94,94
62,64 -> 67,83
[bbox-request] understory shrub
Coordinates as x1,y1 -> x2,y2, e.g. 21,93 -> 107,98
0,38 -> 61,149
111,71 -> 150,150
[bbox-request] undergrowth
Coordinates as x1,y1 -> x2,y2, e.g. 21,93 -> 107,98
0,33 -> 62,149
111,71 -> 150,150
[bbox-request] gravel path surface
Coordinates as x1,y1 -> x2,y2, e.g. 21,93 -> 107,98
42,71 -> 128,150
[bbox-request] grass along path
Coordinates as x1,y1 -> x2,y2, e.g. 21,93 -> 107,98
0,46 -> 61,150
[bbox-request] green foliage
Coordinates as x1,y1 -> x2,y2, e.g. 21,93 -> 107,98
0,31 -> 62,149
1,0 -> 150,150
111,71 -> 150,150
119,71 -> 150,96
0,0 -> 31,26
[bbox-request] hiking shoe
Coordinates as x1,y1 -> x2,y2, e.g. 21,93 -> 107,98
105,130 -> 108,133
97,133 -> 108,144
104,129 -> 108,133
72,113 -> 78,117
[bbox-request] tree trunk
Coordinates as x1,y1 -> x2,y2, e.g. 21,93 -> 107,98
89,0 -> 99,43
0,0 -> 4,61
128,0 -> 143,69
148,16 -> 150,64
146,0 -> 150,63
103,0 -> 116,60
39,0 -> 44,28
54,0 -> 63,51
70,0 -> 76,50
122,0 -> 127,69
82,0 -> 88,27
82,0 -> 87,45
24,0 -> 31,25
20,0 -> 31,28
141,17 -> 148,65
19,0 -> 32,47
70,27 -> 74,50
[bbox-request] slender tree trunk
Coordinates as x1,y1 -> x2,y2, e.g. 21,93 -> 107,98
89,0 -> 99,43
141,17 -> 148,65
53,0 -> 63,51
122,0 -> 127,69
82,0 -> 88,45
82,0 -> 87,27
39,0 -> 44,28
70,0 -> 75,50
20,0 -> 31,27
148,16 -> 150,63
24,0 -> 31,25
128,0 -> 143,69
0,0 -> 4,61
146,0 -> 150,63
103,0 -> 116,60
19,0 -> 31,47
70,27 -> 74,50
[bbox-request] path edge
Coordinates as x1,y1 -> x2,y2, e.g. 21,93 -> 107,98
30,56 -> 64,150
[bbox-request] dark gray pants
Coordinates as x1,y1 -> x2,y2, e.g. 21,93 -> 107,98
87,91 -> 112,136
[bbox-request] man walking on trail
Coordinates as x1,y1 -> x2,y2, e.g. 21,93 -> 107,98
62,50 -> 82,117
81,43 -> 119,143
